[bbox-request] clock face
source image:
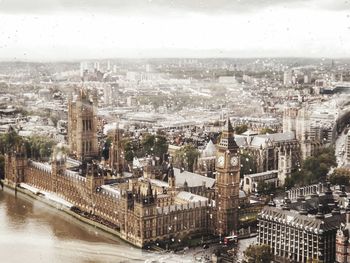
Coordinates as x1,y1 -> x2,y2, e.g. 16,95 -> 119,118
217,156 -> 225,167
230,156 -> 238,166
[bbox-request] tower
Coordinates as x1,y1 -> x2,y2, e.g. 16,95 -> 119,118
51,145 -> 67,193
167,164 -> 176,192
278,145 -> 292,186
4,143 -> 27,186
68,88 -> 99,160
282,107 -> 299,133
109,127 -> 124,175
133,181 -> 157,247
215,117 -> 240,236
86,162 -> 105,214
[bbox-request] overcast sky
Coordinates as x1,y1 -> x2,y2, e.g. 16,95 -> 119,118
0,0 -> 349,61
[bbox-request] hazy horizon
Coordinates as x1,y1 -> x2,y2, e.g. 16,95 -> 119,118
2,54 -> 350,64
0,0 -> 349,61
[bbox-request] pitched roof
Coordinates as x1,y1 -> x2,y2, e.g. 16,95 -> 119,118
176,191 -> 208,203
259,206 -> 344,233
250,131 -> 295,148
202,140 -> 217,157
174,168 -> 215,188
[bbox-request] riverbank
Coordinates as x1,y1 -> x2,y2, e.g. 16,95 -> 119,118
0,187 -> 198,263
1,180 -> 140,249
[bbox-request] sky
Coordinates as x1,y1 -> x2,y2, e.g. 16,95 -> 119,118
0,0 -> 349,61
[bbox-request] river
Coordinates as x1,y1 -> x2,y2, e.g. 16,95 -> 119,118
0,187 -> 194,263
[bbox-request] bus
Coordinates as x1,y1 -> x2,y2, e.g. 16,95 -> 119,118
224,235 -> 238,245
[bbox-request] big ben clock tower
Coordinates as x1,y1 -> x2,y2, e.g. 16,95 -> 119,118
215,117 -> 240,237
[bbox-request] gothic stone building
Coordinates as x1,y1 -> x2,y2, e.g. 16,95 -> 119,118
4,116 -> 241,248
235,131 -> 299,186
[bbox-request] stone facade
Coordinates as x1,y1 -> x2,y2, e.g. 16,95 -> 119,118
4,118 -> 240,248
68,88 -> 99,159
258,205 -> 342,263
215,118 -> 240,236
108,128 -> 124,175
4,146 -> 213,248
258,189 -> 347,263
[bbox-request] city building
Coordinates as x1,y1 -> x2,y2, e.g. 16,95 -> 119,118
258,184 -> 347,263
284,70 -> 293,86
283,106 -> 324,159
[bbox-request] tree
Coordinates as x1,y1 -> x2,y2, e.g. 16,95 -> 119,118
123,140 -> 135,163
26,136 -> 56,160
152,135 -> 168,160
141,134 -> 168,161
286,147 -> 337,188
260,128 -> 276,134
243,244 -> 273,263
141,134 -> 155,156
235,124 -> 248,135
0,129 -> 22,154
174,145 -> 200,172
330,168 -> 350,186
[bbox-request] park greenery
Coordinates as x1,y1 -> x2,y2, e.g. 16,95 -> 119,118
122,134 -> 168,163
285,147 -> 337,188
243,244 -> 273,263
259,127 -> 276,134
0,130 -> 57,179
174,144 -> 200,172
329,168 -> 350,186
234,124 -> 248,135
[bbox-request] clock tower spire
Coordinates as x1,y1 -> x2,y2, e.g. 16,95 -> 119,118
215,117 -> 240,237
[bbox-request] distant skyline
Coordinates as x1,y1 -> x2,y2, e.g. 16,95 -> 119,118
0,0 -> 349,61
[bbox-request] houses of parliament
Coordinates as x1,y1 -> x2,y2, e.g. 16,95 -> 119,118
4,88 -> 240,248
